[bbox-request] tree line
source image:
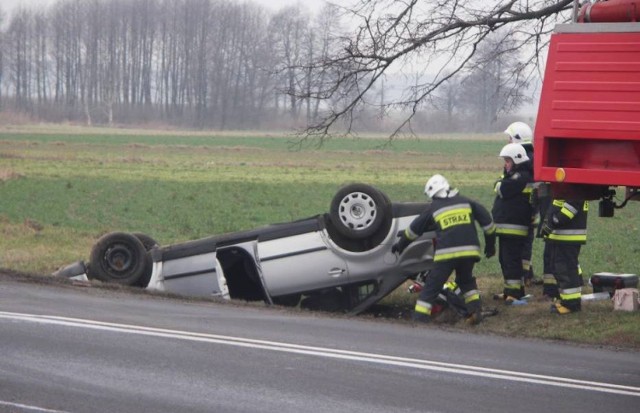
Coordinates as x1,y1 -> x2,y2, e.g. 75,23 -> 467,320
0,0 -> 535,133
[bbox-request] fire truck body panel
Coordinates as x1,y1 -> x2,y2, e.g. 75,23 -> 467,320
535,22 -> 640,193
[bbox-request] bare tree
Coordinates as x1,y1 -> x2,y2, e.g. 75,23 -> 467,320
458,30 -> 532,131
5,8 -> 30,110
308,4 -> 343,123
0,7 -> 4,109
269,6 -> 309,123
292,0 -> 575,141
429,72 -> 461,130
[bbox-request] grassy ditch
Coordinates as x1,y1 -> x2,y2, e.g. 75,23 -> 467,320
0,125 -> 639,349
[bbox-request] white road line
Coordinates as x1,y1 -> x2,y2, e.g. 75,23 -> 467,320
0,400 -> 70,412
2,311 -> 639,397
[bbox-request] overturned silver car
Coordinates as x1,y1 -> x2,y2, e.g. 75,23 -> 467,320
58,183 -> 435,314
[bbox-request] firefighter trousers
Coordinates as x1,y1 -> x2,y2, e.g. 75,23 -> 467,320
418,258 -> 480,313
522,225 -> 535,281
547,242 -> 582,311
498,235 -> 527,299
542,241 -> 559,298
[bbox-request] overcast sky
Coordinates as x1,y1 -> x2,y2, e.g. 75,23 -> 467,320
1,0 -> 326,15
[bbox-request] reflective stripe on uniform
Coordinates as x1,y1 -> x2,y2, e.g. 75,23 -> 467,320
483,222 -> 496,234
543,274 -> 557,285
463,289 -> 480,304
404,227 -> 419,241
415,300 -> 432,315
496,223 -> 529,236
560,287 -> 582,301
504,279 -> 522,292
548,229 -> 587,242
433,204 -> 473,230
443,281 -> 460,294
560,202 -> 578,219
434,245 -> 480,261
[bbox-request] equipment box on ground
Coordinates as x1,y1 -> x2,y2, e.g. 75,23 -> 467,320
590,273 -> 639,294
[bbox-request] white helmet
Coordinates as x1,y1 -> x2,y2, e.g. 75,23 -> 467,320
504,121 -> 533,144
424,174 -> 450,199
499,143 -> 530,165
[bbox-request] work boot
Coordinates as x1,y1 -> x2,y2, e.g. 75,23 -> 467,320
465,309 -> 483,326
464,297 -> 483,326
411,311 -> 431,324
550,302 -> 580,315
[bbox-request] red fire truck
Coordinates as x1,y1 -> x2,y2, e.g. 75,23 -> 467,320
534,0 -> 640,216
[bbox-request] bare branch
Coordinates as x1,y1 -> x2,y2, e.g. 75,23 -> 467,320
291,0 -> 575,141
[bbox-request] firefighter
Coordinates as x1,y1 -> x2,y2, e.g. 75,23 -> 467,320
391,174 -> 496,325
541,199 -> 588,314
492,143 -> 533,303
503,121 -> 538,286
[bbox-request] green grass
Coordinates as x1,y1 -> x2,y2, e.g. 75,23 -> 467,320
1,125 -> 639,349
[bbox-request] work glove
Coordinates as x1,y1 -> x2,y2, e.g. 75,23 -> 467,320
540,221 -> 553,238
531,213 -> 540,226
391,236 -> 411,255
493,181 -> 502,196
483,233 -> 496,258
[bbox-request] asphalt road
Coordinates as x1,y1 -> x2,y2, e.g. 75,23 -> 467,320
0,279 -> 638,413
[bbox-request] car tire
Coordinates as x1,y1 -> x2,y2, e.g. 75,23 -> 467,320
133,232 -> 159,251
132,233 -> 159,287
329,183 -> 392,240
87,232 -> 151,286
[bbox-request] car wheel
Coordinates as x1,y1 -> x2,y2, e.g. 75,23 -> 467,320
132,233 -> 159,287
133,232 -> 159,250
329,183 -> 391,240
87,232 -> 151,286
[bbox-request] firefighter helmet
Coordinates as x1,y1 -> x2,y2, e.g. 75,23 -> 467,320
504,121 -> 533,144
499,143 -> 530,165
424,174 -> 450,199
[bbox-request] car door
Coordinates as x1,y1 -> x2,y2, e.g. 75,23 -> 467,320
257,230 -> 349,297
157,250 -> 229,299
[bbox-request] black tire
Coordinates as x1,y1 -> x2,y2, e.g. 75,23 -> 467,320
329,183 -> 392,240
132,233 -> 159,288
87,232 -> 150,286
133,232 -> 159,250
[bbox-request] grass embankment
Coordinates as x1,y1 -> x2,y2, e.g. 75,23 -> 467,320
0,125 -> 638,349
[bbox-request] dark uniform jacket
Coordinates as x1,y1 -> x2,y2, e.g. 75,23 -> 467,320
544,199 -> 588,244
404,193 -> 495,262
492,163 -> 533,237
